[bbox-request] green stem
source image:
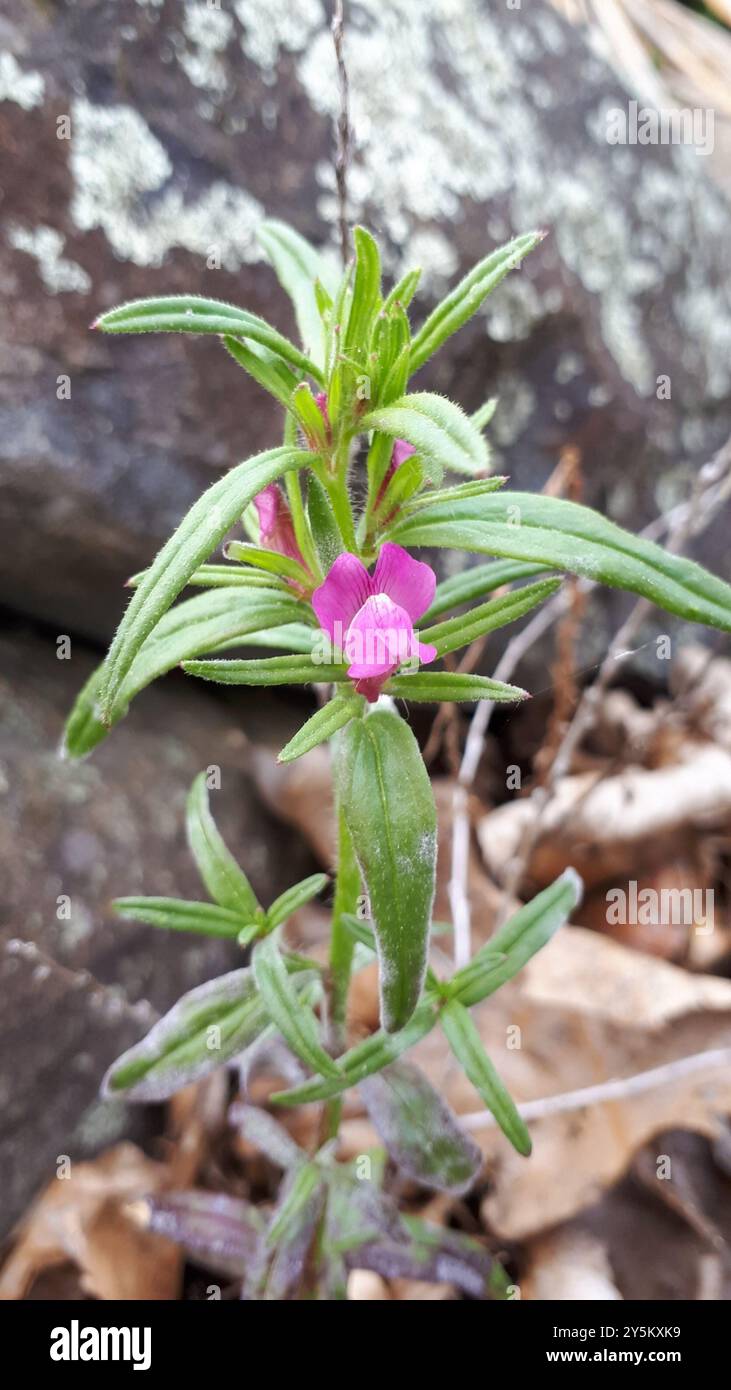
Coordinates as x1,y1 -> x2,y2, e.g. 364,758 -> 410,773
325,471 -> 358,554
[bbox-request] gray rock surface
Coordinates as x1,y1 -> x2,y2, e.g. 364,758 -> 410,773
1,0 -> 730,642
0,626 -> 311,1236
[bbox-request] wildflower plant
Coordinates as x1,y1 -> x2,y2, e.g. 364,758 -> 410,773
64,221 -> 731,1297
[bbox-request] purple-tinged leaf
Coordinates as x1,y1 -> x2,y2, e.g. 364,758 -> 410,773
144,1190 -> 263,1279
360,1059 -> 483,1195
229,1103 -> 304,1170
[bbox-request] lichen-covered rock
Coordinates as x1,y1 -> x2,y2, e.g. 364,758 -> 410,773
0,627 -> 312,1236
1,0 -> 730,640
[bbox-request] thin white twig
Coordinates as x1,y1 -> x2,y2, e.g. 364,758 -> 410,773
460,1046 -> 731,1130
331,0 -> 351,267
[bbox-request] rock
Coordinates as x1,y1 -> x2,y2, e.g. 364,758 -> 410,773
0,626 -> 314,1236
1,0 -> 730,646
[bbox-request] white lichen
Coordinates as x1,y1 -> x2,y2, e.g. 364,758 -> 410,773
0,51 -> 45,109
69,97 -> 263,269
8,224 -> 91,293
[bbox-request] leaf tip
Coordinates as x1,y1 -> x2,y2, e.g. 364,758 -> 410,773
561,865 -> 584,908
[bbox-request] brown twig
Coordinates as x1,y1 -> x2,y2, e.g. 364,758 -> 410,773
331,0 -> 351,266
496,434 -> 731,918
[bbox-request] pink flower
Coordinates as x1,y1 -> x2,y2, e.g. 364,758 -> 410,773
312,542 -> 438,702
375,438 -> 416,518
254,485 -> 308,572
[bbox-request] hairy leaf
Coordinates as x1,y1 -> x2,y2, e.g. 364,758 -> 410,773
98,445 -> 312,721
103,968 -> 268,1101
360,1060 -> 483,1195
223,335 -> 299,407
423,559 -> 551,622
112,897 -> 250,939
338,709 -> 437,1032
186,772 -> 260,919
63,586 -> 306,758
409,231 -> 542,373
448,868 -> 583,1007
144,1191 -> 264,1279
271,999 -> 439,1106
420,577 -> 562,657
277,693 -> 364,763
266,873 -> 330,929
183,652 -> 348,686
362,392 -> 489,482
253,933 -> 340,1078
258,219 -> 334,368
95,294 -> 322,380
441,1000 -> 531,1156
390,491 -> 731,633
386,672 -> 528,703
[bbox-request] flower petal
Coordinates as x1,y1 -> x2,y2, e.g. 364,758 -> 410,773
372,542 -> 437,622
312,553 -> 374,642
391,438 -> 416,470
254,485 -> 279,544
345,595 -> 417,679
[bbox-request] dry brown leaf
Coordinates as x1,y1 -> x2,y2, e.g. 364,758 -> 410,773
520,925 -> 731,1028
400,928 -> 731,1240
0,1143 -> 180,1301
522,1229 -> 622,1301
347,1270 -> 391,1300
477,742 -> 731,890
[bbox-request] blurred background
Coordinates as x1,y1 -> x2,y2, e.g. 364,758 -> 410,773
1,0 -> 731,1299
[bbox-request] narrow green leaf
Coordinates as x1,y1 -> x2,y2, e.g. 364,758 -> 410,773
386,672 -> 528,703
401,476 -> 506,512
277,693 -> 364,764
238,623 -> 317,654
409,231 -> 543,374
127,563 -> 284,592
420,577 -> 562,657
258,219 -> 335,369
271,999 -> 440,1105
224,539 -> 313,589
382,267 -> 421,314
112,897 -> 250,939
423,560 -> 551,622
63,586 -> 307,758
362,393 -> 489,482
448,868 -> 583,1008
289,381 -> 329,448
186,771 -> 259,919
266,873 -> 330,929
95,294 -> 323,381
338,709 -> 437,1033
265,1162 -> 324,1247
307,474 -> 345,573
441,1000 -> 531,1156
253,933 -> 341,1078
359,1060 -> 483,1195
183,652 -> 348,686
102,967 -> 266,1102
471,397 -> 498,431
223,335 -> 298,407
390,491 -> 731,634
344,226 -> 382,357
98,445 -> 311,721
